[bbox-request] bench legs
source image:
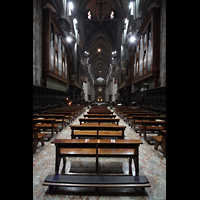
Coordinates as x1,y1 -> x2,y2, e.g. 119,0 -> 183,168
129,157 -> 132,175
54,156 -> 138,176
154,140 -> 161,150
55,146 -> 61,174
133,147 -> 139,176
129,156 -> 139,176
33,139 -> 38,153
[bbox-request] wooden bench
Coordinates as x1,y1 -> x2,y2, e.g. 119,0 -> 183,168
113,105 -> 138,115
113,107 -> 147,119
44,111 -> 73,123
87,111 -> 113,114
53,106 -> 86,117
33,127 -> 46,153
33,114 -> 66,128
79,118 -> 120,125
83,114 -> 116,118
70,124 -> 126,139
138,121 -> 166,144
125,113 -> 158,124
123,111 -> 151,121
33,118 -> 59,140
53,109 -> 77,119
43,139 -> 151,191
49,138 -> 143,175
152,130 -> 166,157
130,115 -> 166,129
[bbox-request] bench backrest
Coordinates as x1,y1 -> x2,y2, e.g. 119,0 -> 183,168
52,139 -> 142,149
126,113 -> 157,116
87,111 -> 113,114
142,120 -> 166,125
142,120 -> 166,129
131,115 -> 166,119
70,124 -> 126,130
33,114 -> 65,118
84,114 -> 116,118
70,124 -> 126,138
79,118 -> 119,125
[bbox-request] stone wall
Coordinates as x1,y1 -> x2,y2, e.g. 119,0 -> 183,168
33,0 -> 42,86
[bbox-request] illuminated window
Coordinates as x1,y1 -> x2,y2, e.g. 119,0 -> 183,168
88,10 -> 92,19
110,10 -> 114,19
69,1 -> 73,16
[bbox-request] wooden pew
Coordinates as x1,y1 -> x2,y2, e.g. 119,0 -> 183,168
152,130 -> 166,157
43,139 -> 151,191
70,124 -> 126,139
33,127 -> 46,153
33,118 -> 59,140
87,111 -> 113,114
83,114 -> 116,118
130,115 -> 166,129
57,105 -> 86,113
113,106 -> 142,118
33,114 -> 66,128
122,111 -> 150,121
79,118 -> 120,125
44,105 -> 86,121
49,138 -> 143,176
125,113 -> 158,124
44,111 -> 73,124
138,121 -> 166,144
55,107 -> 84,118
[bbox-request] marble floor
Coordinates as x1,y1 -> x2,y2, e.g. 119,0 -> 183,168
33,108 -> 166,200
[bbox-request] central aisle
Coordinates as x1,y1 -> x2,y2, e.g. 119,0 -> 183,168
33,108 -> 166,200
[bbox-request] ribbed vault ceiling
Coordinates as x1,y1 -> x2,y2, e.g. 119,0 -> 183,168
72,0 -> 129,80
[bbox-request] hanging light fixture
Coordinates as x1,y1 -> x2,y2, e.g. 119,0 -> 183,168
130,35 -> 136,43
66,36 -> 72,42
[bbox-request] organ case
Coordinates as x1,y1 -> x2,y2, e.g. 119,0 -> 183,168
132,7 -> 160,87
42,8 -> 69,87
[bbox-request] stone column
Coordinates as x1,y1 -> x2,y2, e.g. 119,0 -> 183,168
33,0 -> 42,86
160,0 -> 166,87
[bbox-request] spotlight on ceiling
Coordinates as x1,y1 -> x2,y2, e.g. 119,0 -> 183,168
112,51 -> 117,54
66,36 -> 72,42
130,36 -> 136,43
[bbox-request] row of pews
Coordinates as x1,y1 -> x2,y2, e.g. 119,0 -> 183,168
42,105 -> 151,193
113,105 -> 166,157
33,105 -> 86,153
